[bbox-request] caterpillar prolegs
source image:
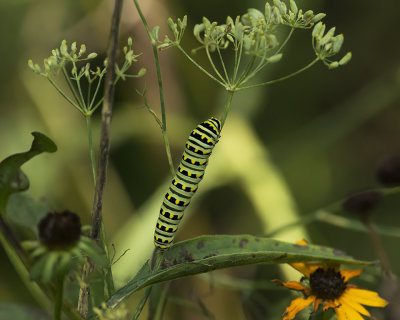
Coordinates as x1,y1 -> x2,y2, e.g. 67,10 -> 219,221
154,117 -> 222,250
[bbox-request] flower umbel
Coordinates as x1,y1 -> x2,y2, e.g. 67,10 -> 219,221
273,240 -> 388,320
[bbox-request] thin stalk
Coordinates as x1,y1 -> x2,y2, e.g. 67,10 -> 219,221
232,38 -> 244,83
131,287 -> 152,320
54,272 -> 66,320
216,45 -> 230,86
47,78 -> 83,113
133,0 -> 175,177
88,74 -> 105,111
62,67 -> 83,108
85,115 -> 97,185
234,55 -> 256,88
220,90 -> 235,128
0,231 -> 49,310
274,28 -> 295,56
72,61 -> 87,110
87,81 -> 92,107
237,57 -> 319,91
176,45 -> 225,87
205,46 -> 226,85
363,215 -> 394,278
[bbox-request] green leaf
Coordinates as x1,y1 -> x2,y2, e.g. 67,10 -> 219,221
0,132 -> 57,212
107,235 -> 371,309
6,193 -> 52,234
0,302 -> 51,320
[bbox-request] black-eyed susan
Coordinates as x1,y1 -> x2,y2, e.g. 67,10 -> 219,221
273,240 -> 388,320
23,210 -> 105,283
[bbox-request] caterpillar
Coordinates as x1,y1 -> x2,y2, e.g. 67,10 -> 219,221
154,117 -> 222,250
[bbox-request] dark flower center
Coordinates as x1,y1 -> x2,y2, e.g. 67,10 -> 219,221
39,210 -> 81,249
309,268 -> 346,300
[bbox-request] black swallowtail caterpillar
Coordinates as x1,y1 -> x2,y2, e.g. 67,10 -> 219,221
154,117 -> 222,250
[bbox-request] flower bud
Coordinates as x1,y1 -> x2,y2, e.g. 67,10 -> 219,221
342,191 -> 382,216
376,155 -> 400,187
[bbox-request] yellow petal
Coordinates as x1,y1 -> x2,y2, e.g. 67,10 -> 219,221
335,302 -> 365,320
340,269 -> 363,281
338,294 -> 370,316
282,296 -> 316,320
290,262 -> 323,278
323,299 -> 340,311
344,288 -> 388,307
271,280 -> 310,293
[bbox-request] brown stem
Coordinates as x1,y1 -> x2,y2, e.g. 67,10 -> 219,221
363,215 -> 394,279
77,0 -> 123,317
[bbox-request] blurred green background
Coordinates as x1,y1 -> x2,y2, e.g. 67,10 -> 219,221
1,0 -> 400,319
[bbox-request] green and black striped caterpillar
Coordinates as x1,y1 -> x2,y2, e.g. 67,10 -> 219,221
154,117 -> 222,250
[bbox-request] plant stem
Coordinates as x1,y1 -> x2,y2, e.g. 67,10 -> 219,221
133,0 -> 175,177
363,215 -> 394,278
77,0 -> 122,316
54,272 -> 66,320
176,45 -> 226,87
85,115 -> 97,185
131,287 -> 152,320
220,90 -> 234,128
237,57 -> 319,91
47,77 -> 83,113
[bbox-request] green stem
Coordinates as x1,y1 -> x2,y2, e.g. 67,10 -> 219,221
47,78 -> 83,113
131,287 -> 152,320
54,271 -> 66,320
133,0 -> 175,177
237,57 -> 320,91
0,232 -> 49,310
216,45 -> 230,86
72,61 -> 87,111
62,66 -> 83,108
275,28 -> 295,56
85,115 -> 97,185
220,90 -> 235,128
205,46 -> 226,85
176,45 -> 225,87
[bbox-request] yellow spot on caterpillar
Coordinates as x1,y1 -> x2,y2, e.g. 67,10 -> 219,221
158,224 -> 161,228
155,236 -> 159,241
167,195 -> 171,200
195,148 -> 198,152
182,185 -> 186,190
196,174 -> 200,178
188,172 -> 192,177
199,161 -> 204,165
162,210 -> 166,215
175,199 -> 179,205
201,135 -> 205,139
191,160 -> 195,164
179,168 -> 183,172
174,181 -> 178,185
184,156 -> 187,160
207,139 -> 211,143
165,227 -> 169,231
169,213 -> 174,219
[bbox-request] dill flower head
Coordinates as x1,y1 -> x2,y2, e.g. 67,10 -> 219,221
273,240 -> 388,320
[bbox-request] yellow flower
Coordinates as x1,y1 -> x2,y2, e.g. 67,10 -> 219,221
273,240 -> 388,320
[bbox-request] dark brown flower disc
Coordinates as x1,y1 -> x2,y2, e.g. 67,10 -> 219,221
310,268 -> 346,300
38,211 -> 81,249
376,155 -> 400,187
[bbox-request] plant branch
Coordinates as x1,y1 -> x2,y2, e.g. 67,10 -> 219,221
77,0 -> 122,316
237,57 -> 320,91
133,0 -> 175,177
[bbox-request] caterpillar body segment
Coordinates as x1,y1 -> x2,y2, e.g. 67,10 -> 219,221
154,117 -> 221,250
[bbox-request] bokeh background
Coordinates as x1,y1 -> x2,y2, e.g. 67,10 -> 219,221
1,0 -> 400,319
